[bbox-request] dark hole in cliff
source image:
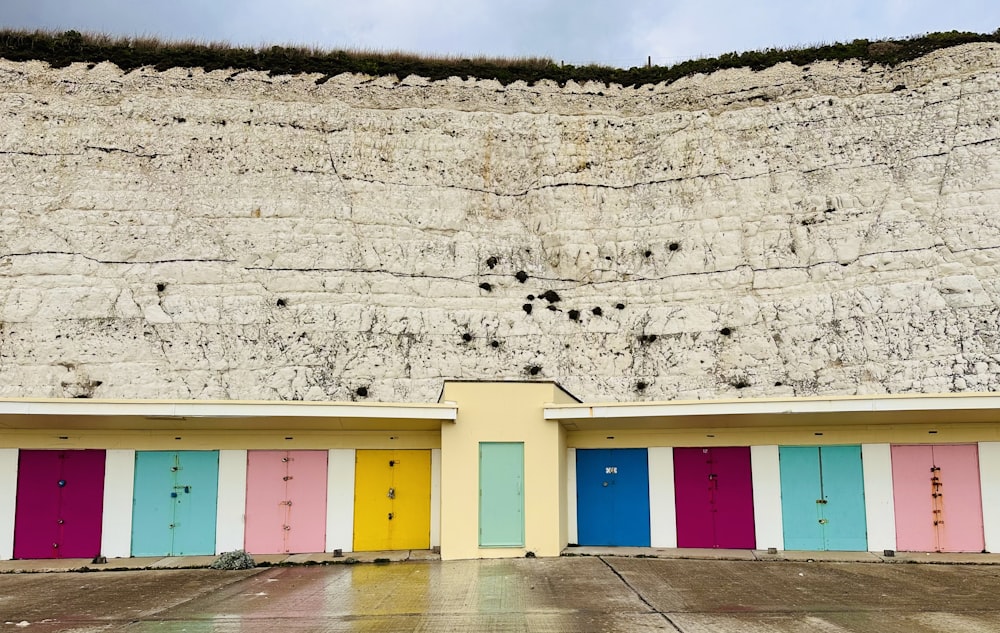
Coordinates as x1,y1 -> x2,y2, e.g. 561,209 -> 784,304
592,307 -> 603,316
644,250 -> 653,258
515,270 -> 529,283
615,303 -> 625,310
669,242 -> 680,251
461,332 -> 473,342
356,386 -> 369,398
540,290 -> 561,303
636,381 -> 648,391
156,283 -> 166,292
479,282 -> 492,292
490,340 -> 500,348
173,116 -> 186,123
276,298 -> 287,307
605,256 -> 612,261
720,327 -> 732,336
527,365 -> 541,376
892,84 -> 906,92
486,256 -> 499,269
639,334 -> 658,344
775,381 -> 784,387
731,380 -> 750,389
546,305 -> 557,311
568,310 -> 580,321
522,303 -> 533,314
527,294 -> 535,300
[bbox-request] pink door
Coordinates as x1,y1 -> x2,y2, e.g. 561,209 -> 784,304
674,447 -> 756,549
14,450 -> 106,559
245,450 -> 328,554
892,444 -> 984,552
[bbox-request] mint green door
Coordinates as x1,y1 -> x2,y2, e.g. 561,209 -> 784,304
479,442 -> 524,547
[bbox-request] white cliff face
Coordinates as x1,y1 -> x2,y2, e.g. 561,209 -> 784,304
1,44 -> 1000,403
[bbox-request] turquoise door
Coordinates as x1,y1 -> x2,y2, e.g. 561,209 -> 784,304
479,443 -> 524,547
779,446 -> 867,551
131,451 -> 219,556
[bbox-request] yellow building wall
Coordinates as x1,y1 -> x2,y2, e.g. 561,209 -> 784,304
567,423 -> 1000,449
439,382 -> 573,560
0,429 -> 440,450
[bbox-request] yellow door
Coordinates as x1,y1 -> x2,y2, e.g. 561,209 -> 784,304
353,450 -> 431,551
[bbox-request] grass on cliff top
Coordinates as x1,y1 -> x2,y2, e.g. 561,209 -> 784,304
1,28 -> 999,87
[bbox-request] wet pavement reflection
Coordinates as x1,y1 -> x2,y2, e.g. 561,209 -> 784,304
5,557 -> 1000,632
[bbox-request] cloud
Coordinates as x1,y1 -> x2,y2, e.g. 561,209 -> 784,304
1,0 -> 999,67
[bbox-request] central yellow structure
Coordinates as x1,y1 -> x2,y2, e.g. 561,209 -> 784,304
439,381 -> 578,560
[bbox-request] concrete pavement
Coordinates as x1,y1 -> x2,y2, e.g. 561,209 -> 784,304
3,555 -> 1000,631
5,546 -> 1000,574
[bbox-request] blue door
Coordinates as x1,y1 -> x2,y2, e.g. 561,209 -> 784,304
576,448 -> 650,546
131,451 -> 219,556
779,446 -> 867,551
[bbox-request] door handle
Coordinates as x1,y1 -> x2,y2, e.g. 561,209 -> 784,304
816,499 -> 827,504
818,519 -> 828,524
388,512 -> 394,520
387,487 -> 395,499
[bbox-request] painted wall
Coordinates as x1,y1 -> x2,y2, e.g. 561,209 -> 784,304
6,388 -> 1000,559
0,429 -> 441,559
439,382 -> 575,560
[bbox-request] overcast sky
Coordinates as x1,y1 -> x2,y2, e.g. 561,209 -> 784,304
2,1 -> 999,68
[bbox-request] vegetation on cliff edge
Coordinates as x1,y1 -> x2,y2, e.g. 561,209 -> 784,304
1,28 -> 998,87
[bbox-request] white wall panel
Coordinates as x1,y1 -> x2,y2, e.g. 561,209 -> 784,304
215,449 -> 248,554
0,450 -> 17,560
751,445 -> 783,551
648,447 -> 677,548
861,443 -> 896,552
326,449 -> 356,553
101,449 -> 135,558
979,442 -> 1000,553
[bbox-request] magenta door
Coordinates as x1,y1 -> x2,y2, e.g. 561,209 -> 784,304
674,447 -> 756,549
13,450 -> 106,559
244,450 -> 328,554
892,444 -> 984,552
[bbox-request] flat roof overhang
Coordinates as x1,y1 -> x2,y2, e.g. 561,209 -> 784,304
544,392 -> 1000,431
0,399 -> 458,431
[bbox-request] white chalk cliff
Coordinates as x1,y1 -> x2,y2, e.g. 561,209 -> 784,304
1,44 -> 1000,402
